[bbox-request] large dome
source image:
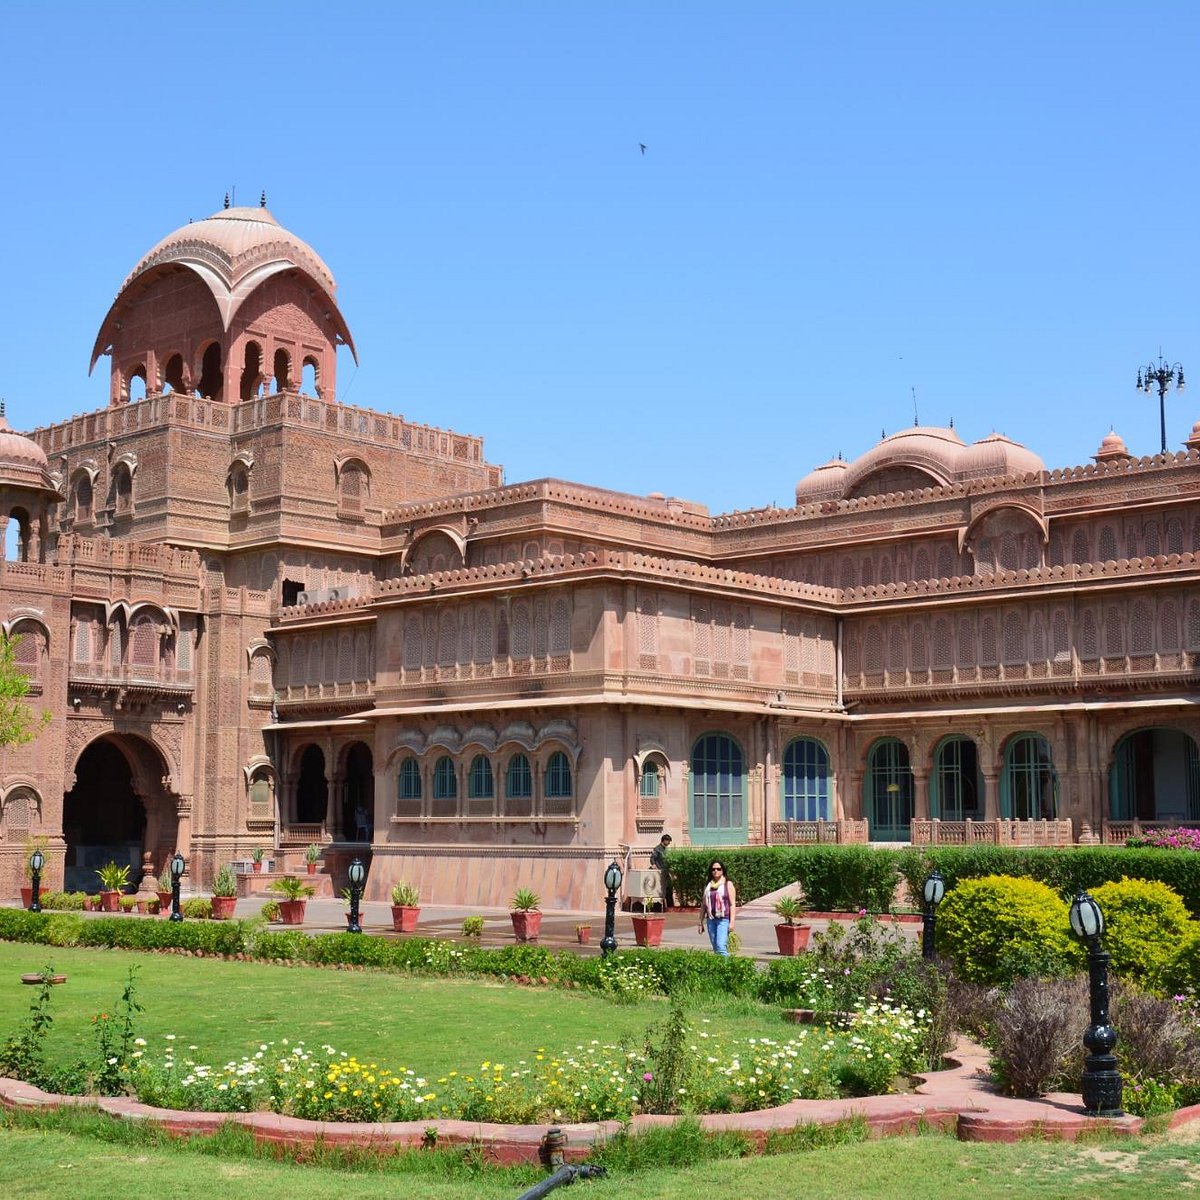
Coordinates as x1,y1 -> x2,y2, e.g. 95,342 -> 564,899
91,205 -> 356,371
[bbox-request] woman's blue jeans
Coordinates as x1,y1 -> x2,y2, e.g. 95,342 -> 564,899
706,916 -> 730,955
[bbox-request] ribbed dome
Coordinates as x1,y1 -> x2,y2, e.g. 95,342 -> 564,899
960,432 -> 1045,478
91,205 -> 356,371
795,457 -> 849,503
840,426 -> 965,496
0,409 -> 58,496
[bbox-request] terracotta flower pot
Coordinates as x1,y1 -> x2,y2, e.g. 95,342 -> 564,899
576,927 -> 592,945
279,899 -> 307,925
510,910 -> 542,942
252,862 -> 263,874
306,863 -> 317,875
774,923 -> 811,956
631,914 -> 665,947
158,890 -> 174,915
391,904 -> 420,933
211,895 -> 237,920
20,886 -> 33,909
99,890 -> 121,913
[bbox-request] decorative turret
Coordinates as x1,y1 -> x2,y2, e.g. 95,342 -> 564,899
1093,428 -> 1133,464
90,205 -> 357,407
0,404 -> 60,561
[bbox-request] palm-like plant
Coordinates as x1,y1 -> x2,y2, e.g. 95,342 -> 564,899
510,888 -> 541,912
773,895 -> 805,925
269,876 -> 316,901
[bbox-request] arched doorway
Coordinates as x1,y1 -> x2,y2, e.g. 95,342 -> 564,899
932,736 -> 983,821
296,745 -> 328,825
1110,728 -> 1200,822
342,742 -> 374,841
63,735 -> 174,893
865,738 -> 913,841
1001,733 -> 1058,819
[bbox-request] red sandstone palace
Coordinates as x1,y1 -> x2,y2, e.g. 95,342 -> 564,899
1,205 -> 1197,908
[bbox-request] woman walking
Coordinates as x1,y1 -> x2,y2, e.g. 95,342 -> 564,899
698,859 -> 736,955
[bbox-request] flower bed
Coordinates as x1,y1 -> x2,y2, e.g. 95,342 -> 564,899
122,1003 -> 927,1123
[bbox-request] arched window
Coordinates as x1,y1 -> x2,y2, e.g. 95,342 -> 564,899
197,342 -> 223,400
273,348 -> 292,392
781,737 -> 830,822
1002,734 -> 1058,820
75,476 -> 93,524
397,757 -> 422,809
640,760 -> 660,799
505,753 -> 533,817
431,756 -> 457,816
339,461 -> 367,517
933,737 -> 981,821
689,734 -> 746,844
125,364 -> 147,403
240,341 -> 263,402
865,738 -> 912,841
544,751 -> 573,813
468,754 -> 494,799
163,353 -> 185,394
301,356 -> 320,397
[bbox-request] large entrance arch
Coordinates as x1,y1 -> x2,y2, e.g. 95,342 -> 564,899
63,734 -> 176,893
1110,728 -> 1200,822
342,742 -> 374,841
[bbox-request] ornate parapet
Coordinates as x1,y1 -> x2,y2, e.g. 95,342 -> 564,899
769,818 -> 868,845
911,817 -> 1075,847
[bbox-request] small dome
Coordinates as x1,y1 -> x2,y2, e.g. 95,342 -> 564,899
795,457 -> 849,503
840,426 -> 965,497
1094,429 -> 1132,463
0,409 -> 58,497
960,432 -> 1045,478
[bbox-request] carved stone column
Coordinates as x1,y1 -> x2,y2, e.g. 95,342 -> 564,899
983,773 -> 1000,821
912,771 -> 931,820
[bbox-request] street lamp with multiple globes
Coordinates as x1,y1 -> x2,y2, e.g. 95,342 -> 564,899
1068,890 -> 1123,1116
1137,354 -> 1185,455
28,848 -> 45,913
921,869 -> 945,960
600,860 -> 623,957
169,852 -> 186,922
347,858 -> 366,933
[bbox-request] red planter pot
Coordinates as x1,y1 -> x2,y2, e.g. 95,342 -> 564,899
20,886 -> 33,909
157,890 -> 174,916
99,890 -> 121,913
279,899 -> 307,925
774,923 -> 812,956
631,914 -> 666,947
252,862 -> 263,874
576,927 -> 592,945
211,895 -> 237,920
510,911 -> 543,942
306,863 -> 318,875
391,904 -> 421,933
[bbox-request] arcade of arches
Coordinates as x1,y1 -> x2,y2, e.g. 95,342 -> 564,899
290,741 -> 374,841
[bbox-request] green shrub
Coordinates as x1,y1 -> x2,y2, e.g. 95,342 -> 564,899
1088,878 -> 1192,991
180,898 -> 213,919
935,875 -> 1082,985
38,891 -> 87,911
1164,927 -> 1200,996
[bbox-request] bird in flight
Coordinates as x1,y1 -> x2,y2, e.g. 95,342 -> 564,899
639,143 -> 647,155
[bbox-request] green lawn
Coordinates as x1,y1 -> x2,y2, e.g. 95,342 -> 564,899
2,1109 -> 1198,1200
0,942 -> 788,1078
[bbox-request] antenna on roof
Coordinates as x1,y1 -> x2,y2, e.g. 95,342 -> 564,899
912,386 -> 919,426
260,190 -> 267,208
881,427 -> 886,440
224,192 -> 230,210
1,399 -> 6,418
949,416 -> 954,429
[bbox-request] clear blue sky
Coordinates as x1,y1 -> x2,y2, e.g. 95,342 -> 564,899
2,2 -> 1196,515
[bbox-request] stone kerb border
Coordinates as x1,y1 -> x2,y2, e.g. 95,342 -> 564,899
5,1040 -> 1196,1162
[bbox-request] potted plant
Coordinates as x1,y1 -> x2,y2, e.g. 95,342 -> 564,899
211,864 -> 238,919
575,923 -> 592,945
631,897 -> 666,947
509,888 -> 542,942
251,847 -> 265,874
772,895 -> 811,956
461,915 -> 484,938
390,881 -> 421,933
304,843 -> 321,875
157,866 -> 173,916
269,875 -> 315,924
96,861 -> 130,912
119,895 -> 138,913
262,899 -> 281,923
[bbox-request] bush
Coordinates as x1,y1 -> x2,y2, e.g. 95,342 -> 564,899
1164,927 -> 1200,996
990,975 -> 1086,1097
1108,981 -> 1200,1097
1088,878 -> 1192,991
38,892 -> 87,911
180,898 -> 212,919
935,875 -> 1081,985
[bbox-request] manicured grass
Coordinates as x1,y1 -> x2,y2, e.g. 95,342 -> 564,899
0,942 -> 790,1078
2,1106 -> 1198,1200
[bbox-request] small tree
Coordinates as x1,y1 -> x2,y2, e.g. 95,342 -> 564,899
0,632 -> 50,748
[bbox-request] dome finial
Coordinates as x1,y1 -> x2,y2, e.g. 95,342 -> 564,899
0,399 -> 5,418
224,192 -> 230,210
949,415 -> 954,429
260,190 -> 267,208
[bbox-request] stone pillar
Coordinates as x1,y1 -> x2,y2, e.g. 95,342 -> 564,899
983,773 -> 1000,821
913,771 -> 930,820
174,797 -> 193,864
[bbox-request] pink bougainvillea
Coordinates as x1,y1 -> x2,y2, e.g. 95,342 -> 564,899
1127,826 -> 1200,851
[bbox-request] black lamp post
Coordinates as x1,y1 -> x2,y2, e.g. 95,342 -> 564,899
28,849 -> 44,913
1137,354 -> 1185,455
169,852 -> 186,923
600,860 -> 623,957
921,869 -> 945,960
347,858 -> 365,934
1069,891 -> 1123,1116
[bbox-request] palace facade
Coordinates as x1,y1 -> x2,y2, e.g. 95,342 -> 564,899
2,205 -> 1198,907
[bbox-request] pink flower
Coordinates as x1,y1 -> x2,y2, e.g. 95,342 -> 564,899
643,1072 -> 653,1081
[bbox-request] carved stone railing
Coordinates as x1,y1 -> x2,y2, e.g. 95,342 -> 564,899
769,818 -> 869,845
1101,819 -> 1191,845
910,818 -> 1075,847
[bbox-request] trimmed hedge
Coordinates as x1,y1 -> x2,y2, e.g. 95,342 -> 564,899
1089,878 -> 1193,990
667,846 -> 901,911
